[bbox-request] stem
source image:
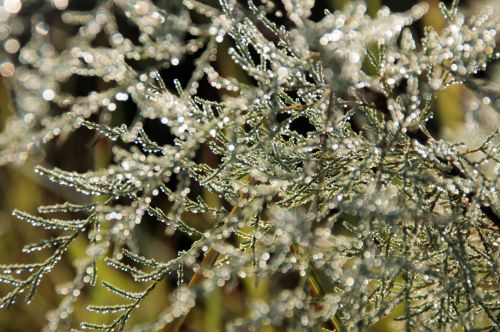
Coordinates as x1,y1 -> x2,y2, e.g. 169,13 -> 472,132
291,245 -> 345,332
162,248 -> 220,332
163,195 -> 242,332
307,266 -> 345,332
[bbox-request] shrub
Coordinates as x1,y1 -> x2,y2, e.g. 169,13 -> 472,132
0,0 -> 498,331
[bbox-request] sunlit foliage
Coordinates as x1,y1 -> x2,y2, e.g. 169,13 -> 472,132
0,0 -> 498,331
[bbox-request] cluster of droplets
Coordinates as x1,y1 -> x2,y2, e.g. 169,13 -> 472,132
0,0 -> 199,165
317,2 -> 429,86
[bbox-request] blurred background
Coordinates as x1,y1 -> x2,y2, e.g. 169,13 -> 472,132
0,0 -> 498,331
